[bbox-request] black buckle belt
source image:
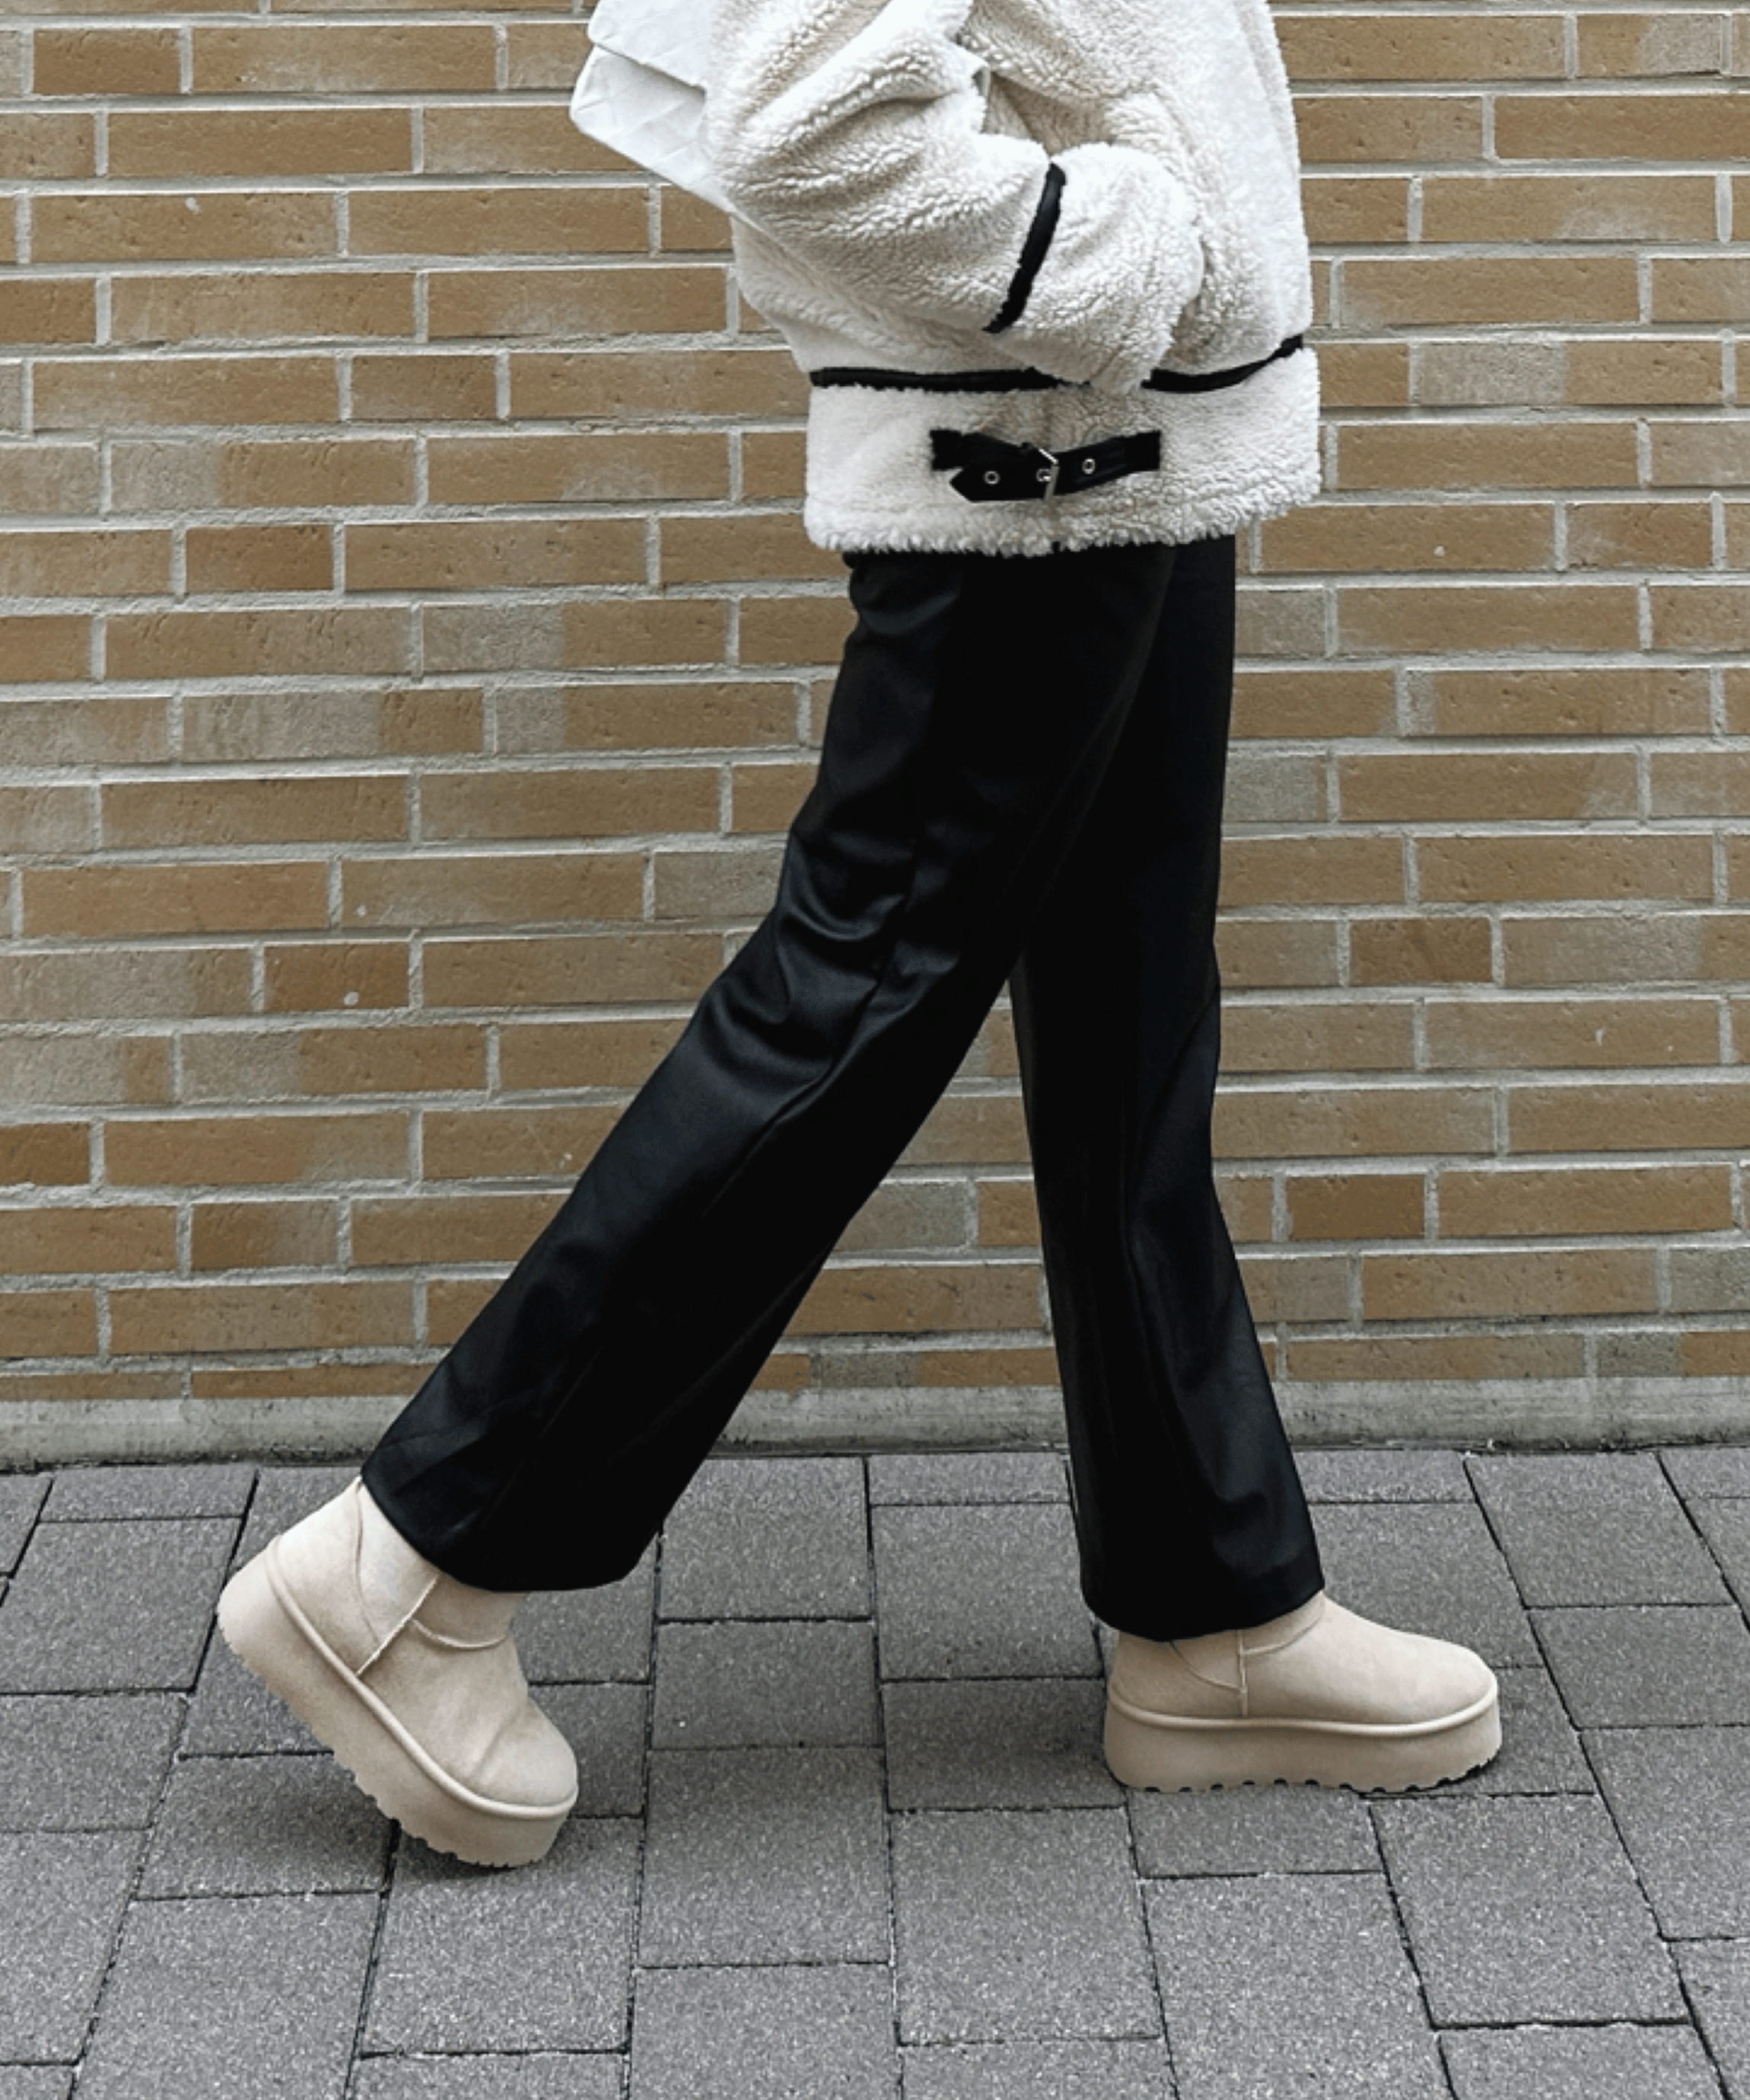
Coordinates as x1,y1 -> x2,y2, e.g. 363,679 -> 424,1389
930,426 -> 1162,504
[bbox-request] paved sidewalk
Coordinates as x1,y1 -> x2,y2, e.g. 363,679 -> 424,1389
2,1445 -> 1748,2098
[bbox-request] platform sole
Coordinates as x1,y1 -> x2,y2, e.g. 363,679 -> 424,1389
1103,1686 -> 1501,1794
217,1545 -> 572,1869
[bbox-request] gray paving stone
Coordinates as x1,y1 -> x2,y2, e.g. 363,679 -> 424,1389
1664,1445 -> 1750,1497
1312,1499 -> 1538,1664
1678,1942 -> 1750,2100
653,1619 -> 877,1748
0,1516 -> 235,1692
231,1464 -> 355,1567
883,1677 -> 1119,1809
0,1475 -> 47,1573
183,1619 -> 321,1754
659,1459 -> 869,1620
1145,1875 -> 1445,2100
0,1831 -> 139,2060
867,1452 -> 1068,1504
0,1692 -> 180,1829
1442,2022 -> 1722,2100
354,2057 -> 620,2100
44,1462 -> 256,1522
1534,1605 -> 1750,1726
1586,1726 -> 1750,1939
872,1502 -> 1099,1681
1372,1796 -> 1681,2023
630,1965 -> 897,2100
367,1816 -> 640,2053
517,1545 -> 656,1683
539,1681 -> 648,1816
1296,1449 -> 1472,1503
901,2040 -> 1175,2100
0,2072 -> 72,2100
1469,1452 -> 1728,1605
1443,1666 -> 1593,1796
79,1892 -> 377,2100
138,1753 -> 391,1897
639,1747 -> 888,1965
1692,1497 -> 1750,1615
1129,1784 -> 1377,1878
892,1809 -> 1156,2043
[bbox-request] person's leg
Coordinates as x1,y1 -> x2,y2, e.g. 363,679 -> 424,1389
1009,533 -> 1322,1643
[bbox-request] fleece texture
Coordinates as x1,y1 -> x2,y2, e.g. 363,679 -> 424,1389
703,0 -> 1321,555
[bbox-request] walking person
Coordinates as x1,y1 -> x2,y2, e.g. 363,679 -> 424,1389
218,0 -> 1501,1867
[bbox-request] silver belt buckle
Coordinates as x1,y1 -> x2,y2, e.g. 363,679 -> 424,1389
1029,444 -> 1062,500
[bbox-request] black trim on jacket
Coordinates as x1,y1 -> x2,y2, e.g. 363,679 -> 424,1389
810,335 -> 1306,395
984,161 -> 1067,335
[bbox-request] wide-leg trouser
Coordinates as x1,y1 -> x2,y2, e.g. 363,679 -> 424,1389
362,532 -> 1324,1641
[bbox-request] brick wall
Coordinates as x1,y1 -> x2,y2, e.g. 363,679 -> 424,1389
1,4 -> 1746,1460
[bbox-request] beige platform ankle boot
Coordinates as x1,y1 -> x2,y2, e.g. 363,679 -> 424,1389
218,1477 -> 578,1867
1103,1591 -> 1500,1794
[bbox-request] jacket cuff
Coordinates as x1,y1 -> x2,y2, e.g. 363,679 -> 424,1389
985,142 -> 1204,392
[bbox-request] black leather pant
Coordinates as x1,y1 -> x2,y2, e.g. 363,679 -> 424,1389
364,533 -> 1323,1640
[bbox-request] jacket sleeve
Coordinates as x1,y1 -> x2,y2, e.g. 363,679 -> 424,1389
702,0 -> 1205,393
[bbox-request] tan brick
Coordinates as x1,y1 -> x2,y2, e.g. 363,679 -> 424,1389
112,271 -> 414,346
1418,835 -> 1713,905
660,514 -> 847,586
110,1279 -> 414,1355
263,941 -> 409,1015
0,528 -> 167,601
1413,667 -> 1710,738
1656,755 -> 1750,818
426,1277 -> 499,1344
1495,93 -> 1750,162
0,1290 -> 97,1359
1316,342 -> 1411,410
1288,1172 -> 1424,1242
351,186 -> 645,259
34,192 -> 336,266
0,1036 -> 168,1115
180,1022 -> 484,1102
0,282 -> 97,348
428,266 -> 726,341
743,431 -> 807,499
22,862 -> 326,939
1292,94 -> 1484,166
426,431 -> 729,505
106,1111 -> 409,1188
419,765 -> 715,842
915,1343 -> 1058,1387
1729,506 -> 1750,572
1258,502 -> 1552,576
192,1200 -> 336,1272
348,354 -> 497,424
352,1191 -> 564,1268
1235,587 -> 1325,660
0,1368 -> 183,1402
186,524 -> 332,597
1335,422 -> 1638,492
498,1017 -> 686,1092
1650,421 -> 1750,487
739,595 -> 858,668
192,23 -> 495,93
1420,173 -> 1720,243
183,689 -> 481,763
0,1124 -> 88,1188
498,681 -> 797,756
1281,14 -> 1563,78
1649,583 -> 1750,651
1682,1331 -> 1750,1376
653,844 -> 784,922
1343,256 -> 1638,330
0,113 -> 94,181
422,1102 -> 620,1181
0,443 -> 100,518
422,102 -> 605,177
1338,750 -> 1637,824
1509,1079 -> 1750,1153
730,762 -> 816,835
189,1363 -> 418,1404
0,785 -> 94,852
106,609 -> 412,682
1230,668 -> 1395,740
1338,583 -> 1639,657
1221,837 -> 1405,909
0,1204 -> 173,1276
900,1093 -> 1029,1169
1578,11 -> 1730,75
786,1260 -> 1039,1337
342,851 -> 643,928
1237,1252 -> 1351,1324
1350,917 -> 1494,986
1566,501 -> 1715,571
1286,1332 -> 1586,1381
422,932 -> 720,1011
660,189 -> 735,254
0,948 -> 250,1023
1650,256 -> 1750,323
1300,174 -> 1410,244
1215,1172 -> 1274,1245
347,520 -> 644,593
34,356 -> 338,431
1216,917 -> 1343,989
31,25 -> 180,95
110,109 -> 413,180
110,436 -> 416,513
504,21 -> 593,89
1500,912 -> 1710,989
1426,995 -> 1720,1071
1416,337 -> 1723,410
1212,1084 -> 1494,1160
1440,1165 -> 1732,1239
1222,999 -> 1415,1073
1363,1248 -> 1656,1321
510,348 -> 807,422
103,775 -> 404,848
977,1178 -> 1039,1247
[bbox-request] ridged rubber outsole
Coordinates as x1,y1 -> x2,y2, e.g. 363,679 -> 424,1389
1103,1688 -> 1502,1794
217,1545 -> 573,1869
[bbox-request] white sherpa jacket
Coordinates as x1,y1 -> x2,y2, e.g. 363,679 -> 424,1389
702,0 -> 1321,555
